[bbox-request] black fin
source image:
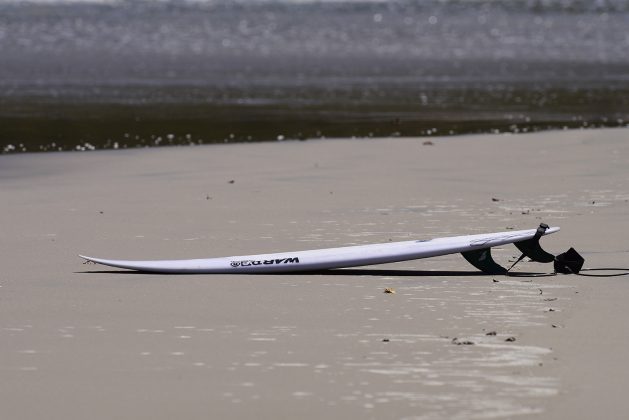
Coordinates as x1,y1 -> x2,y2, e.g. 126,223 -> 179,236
554,248 -> 584,274
461,248 -> 507,275
514,223 -> 555,263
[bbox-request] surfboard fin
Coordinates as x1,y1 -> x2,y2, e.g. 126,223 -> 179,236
461,248 -> 507,275
513,223 -> 555,263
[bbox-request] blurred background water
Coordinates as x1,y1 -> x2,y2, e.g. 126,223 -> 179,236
1,0 -> 628,153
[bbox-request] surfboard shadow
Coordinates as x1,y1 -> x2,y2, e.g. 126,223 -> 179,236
77,270 -> 164,275
75,269 -> 483,276
76,268 -> 549,277
308,269 -> 487,277
312,269 -> 556,277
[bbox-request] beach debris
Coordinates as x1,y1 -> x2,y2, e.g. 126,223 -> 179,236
492,278 -> 499,283
83,260 -> 96,265
539,288 -> 543,295
382,338 -> 390,342
228,180 -> 235,184
505,337 -> 516,342
491,197 -> 500,202
452,337 -> 475,345
206,195 -> 212,200
547,308 -> 556,312
544,297 -> 557,302
99,211 -> 104,214
486,331 -> 497,336
552,324 -> 558,328
422,140 -> 434,146
383,288 -> 396,294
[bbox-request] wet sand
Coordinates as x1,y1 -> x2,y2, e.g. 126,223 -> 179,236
1,128 -> 628,419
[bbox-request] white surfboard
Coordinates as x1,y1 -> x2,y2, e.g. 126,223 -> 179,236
80,225 -> 559,274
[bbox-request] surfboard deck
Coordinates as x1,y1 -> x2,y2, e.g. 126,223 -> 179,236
80,226 -> 559,274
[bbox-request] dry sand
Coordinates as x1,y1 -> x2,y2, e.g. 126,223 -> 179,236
1,128 -> 628,419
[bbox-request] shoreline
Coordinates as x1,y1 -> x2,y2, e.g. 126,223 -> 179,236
3,119 -> 628,155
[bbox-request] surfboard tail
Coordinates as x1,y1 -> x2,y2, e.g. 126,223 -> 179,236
461,223 -> 584,275
513,223 -> 584,274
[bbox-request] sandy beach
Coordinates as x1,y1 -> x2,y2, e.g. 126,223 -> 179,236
1,127 -> 628,419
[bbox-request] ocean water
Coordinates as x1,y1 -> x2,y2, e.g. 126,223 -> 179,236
1,0 -> 628,153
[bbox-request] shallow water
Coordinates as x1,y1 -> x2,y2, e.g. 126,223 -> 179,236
1,0 -> 629,152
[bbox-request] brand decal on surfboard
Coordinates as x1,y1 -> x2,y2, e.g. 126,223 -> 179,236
230,257 -> 300,268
